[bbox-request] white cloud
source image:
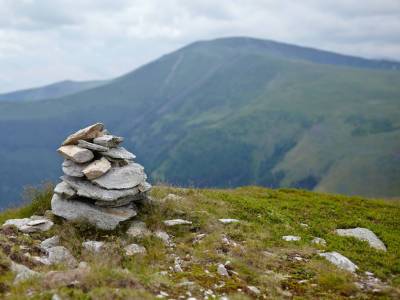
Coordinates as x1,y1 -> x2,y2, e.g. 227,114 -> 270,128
0,0 -> 399,92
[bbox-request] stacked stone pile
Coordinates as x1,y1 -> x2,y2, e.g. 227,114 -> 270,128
51,123 -> 151,230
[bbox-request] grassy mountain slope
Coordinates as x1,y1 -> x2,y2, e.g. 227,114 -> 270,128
0,185 -> 399,299
0,37 -> 399,208
0,80 -> 108,102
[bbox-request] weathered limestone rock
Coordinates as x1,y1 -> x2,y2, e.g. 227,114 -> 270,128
217,263 -> 229,276
155,230 -> 174,247
3,216 -> 53,233
45,246 -> 77,268
282,235 -> 301,241
82,157 -> 111,180
102,147 -> 136,160
54,182 -> 76,199
62,159 -> 89,177
335,228 -> 386,251
82,241 -> 105,253
51,194 -> 137,230
163,219 -> 192,226
78,140 -> 109,152
62,175 -> 140,202
62,123 -> 104,145
125,243 -> 146,255
319,251 -> 358,273
94,194 -> 143,207
92,163 -> 146,190
10,261 -> 39,283
311,237 -> 326,245
40,236 -> 60,250
58,145 -> 94,163
138,181 -> 152,193
127,221 -> 151,238
93,135 -> 124,148
219,218 -> 240,224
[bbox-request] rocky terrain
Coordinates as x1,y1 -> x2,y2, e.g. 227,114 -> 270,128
0,184 -> 399,299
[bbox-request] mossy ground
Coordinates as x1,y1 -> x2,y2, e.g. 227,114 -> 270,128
0,185 -> 399,299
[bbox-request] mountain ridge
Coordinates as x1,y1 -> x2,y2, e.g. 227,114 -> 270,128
0,36 -> 399,209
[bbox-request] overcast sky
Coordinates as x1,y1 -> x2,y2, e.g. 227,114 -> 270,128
0,0 -> 399,93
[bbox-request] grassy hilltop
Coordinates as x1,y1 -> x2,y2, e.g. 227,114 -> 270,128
0,185 -> 399,299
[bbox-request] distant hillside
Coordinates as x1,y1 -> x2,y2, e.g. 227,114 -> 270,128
0,37 -> 399,208
0,79 -> 108,102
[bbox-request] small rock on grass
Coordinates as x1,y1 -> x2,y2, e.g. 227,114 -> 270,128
247,285 -> 261,295
155,230 -> 175,247
282,235 -> 301,241
335,227 -> 386,251
127,221 -> 151,238
3,216 -> 53,233
217,263 -> 229,277
44,246 -> 77,268
163,219 -> 192,226
40,236 -> 60,250
311,237 -> 326,245
82,241 -> 105,253
10,261 -> 39,283
125,243 -> 146,255
319,251 -> 358,273
218,218 -> 240,224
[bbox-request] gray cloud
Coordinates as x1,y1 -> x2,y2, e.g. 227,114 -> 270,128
0,0 -> 399,93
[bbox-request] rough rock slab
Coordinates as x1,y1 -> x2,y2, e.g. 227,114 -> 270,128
3,216 -> 53,233
40,236 -> 60,250
93,135 -> 124,148
78,140 -> 109,152
51,194 -> 137,230
163,219 -> 192,226
335,228 -> 386,251
125,243 -> 146,255
219,219 -> 240,224
58,145 -> 94,163
62,175 -> 140,202
83,157 -> 111,180
54,182 -> 76,199
311,237 -> 326,245
126,221 -> 151,238
282,235 -> 301,241
82,241 -> 105,253
92,163 -> 146,190
155,230 -> 174,247
62,159 -> 89,177
217,263 -> 229,276
319,251 -> 358,273
102,146 -> 136,160
62,123 -> 104,146
138,181 -> 152,193
94,194 -> 143,207
45,246 -> 77,268
10,261 -> 39,283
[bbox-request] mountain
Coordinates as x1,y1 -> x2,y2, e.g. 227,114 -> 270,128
0,37 -> 399,209
0,185 -> 399,298
0,79 -> 108,102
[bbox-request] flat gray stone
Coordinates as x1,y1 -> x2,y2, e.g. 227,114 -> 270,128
45,246 -> 77,268
40,236 -> 60,250
282,235 -> 301,241
82,240 -> 105,253
219,218 -> 240,224
62,175 -> 140,202
62,123 -> 104,146
94,194 -> 143,207
78,140 -> 109,152
163,219 -> 192,226
127,221 -> 151,238
319,251 -> 358,273
93,135 -> 124,148
102,147 -> 136,160
125,243 -> 146,255
217,263 -> 229,276
3,216 -> 53,233
58,145 -> 94,163
82,157 -> 111,180
92,163 -> 146,190
311,237 -> 326,245
335,228 -> 386,251
10,261 -> 39,283
62,159 -> 89,177
51,194 -> 137,230
54,182 -> 76,199
138,181 -> 152,193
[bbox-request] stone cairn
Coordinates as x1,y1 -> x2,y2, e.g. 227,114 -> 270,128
51,123 -> 151,230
